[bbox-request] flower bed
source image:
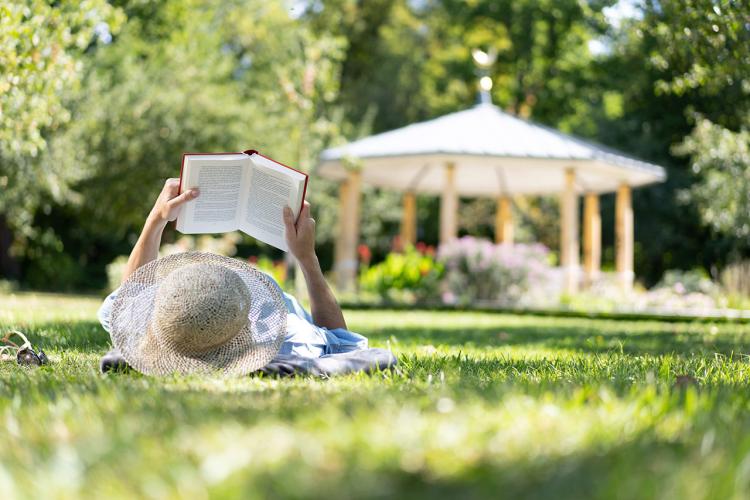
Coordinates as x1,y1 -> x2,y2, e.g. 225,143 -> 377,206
358,237 -> 555,306
438,237 -> 554,306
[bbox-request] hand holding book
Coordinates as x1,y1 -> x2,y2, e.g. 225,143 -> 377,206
176,150 -> 308,252
283,202 -> 316,265
151,179 -> 199,225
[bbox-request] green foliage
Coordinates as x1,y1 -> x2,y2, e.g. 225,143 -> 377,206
7,294 -> 750,497
645,0 -> 750,110
105,255 -> 128,293
308,0 -> 614,132
251,255 -> 289,290
675,118 -> 750,242
59,0 -> 344,236
357,187 -> 405,256
3,0 -> 750,292
634,0 -> 750,270
359,245 -> 444,301
0,0 -> 123,157
0,279 -> 17,294
0,0 -> 123,235
720,260 -> 750,300
16,0 -> 346,288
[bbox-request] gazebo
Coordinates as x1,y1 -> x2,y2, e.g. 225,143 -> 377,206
318,102 -> 666,293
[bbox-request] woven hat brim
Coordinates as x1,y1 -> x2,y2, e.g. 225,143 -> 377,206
110,252 -> 287,376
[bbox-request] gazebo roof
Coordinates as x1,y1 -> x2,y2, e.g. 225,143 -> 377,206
319,103 -> 666,196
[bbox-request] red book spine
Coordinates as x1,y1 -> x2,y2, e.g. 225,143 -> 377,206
178,153 -> 187,193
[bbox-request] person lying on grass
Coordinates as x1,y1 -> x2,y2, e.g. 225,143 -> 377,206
98,178 -> 396,377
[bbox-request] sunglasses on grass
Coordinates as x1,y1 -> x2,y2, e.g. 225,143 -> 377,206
0,330 -> 49,367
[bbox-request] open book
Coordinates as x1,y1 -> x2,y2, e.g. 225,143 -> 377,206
176,149 -> 308,252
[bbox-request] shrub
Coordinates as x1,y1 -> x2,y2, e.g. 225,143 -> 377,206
359,245 -> 444,302
437,237 -> 553,306
721,261 -> 750,298
637,287 -> 719,311
106,255 -> 129,293
0,280 -> 17,294
641,269 -> 722,311
249,255 -> 288,288
656,269 -> 718,295
562,269 -> 725,314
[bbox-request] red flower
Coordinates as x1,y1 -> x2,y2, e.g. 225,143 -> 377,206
357,243 -> 372,263
415,241 -> 427,253
248,256 -> 258,264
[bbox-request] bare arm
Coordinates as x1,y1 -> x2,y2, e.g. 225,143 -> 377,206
283,202 -> 347,330
121,178 -> 199,282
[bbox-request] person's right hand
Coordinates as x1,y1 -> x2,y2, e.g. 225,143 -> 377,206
283,201 -> 316,265
148,178 -> 199,225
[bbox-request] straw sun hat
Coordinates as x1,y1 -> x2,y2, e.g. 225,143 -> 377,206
110,252 -> 287,376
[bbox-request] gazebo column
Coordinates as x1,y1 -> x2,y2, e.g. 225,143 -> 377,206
560,168 -> 579,294
495,196 -> 514,244
583,192 -> 601,285
401,191 -> 417,246
615,183 -> 634,290
334,170 -> 362,291
440,162 -> 458,244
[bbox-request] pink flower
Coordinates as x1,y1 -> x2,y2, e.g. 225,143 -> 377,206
442,291 -> 456,304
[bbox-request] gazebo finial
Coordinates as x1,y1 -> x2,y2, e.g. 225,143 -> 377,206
471,48 -> 497,105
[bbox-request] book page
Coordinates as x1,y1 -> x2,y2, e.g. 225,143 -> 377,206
176,155 -> 248,234
240,162 -> 304,251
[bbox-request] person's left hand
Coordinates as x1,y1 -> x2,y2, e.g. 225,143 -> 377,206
283,201 -> 316,264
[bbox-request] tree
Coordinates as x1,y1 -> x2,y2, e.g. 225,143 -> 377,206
630,0 -> 750,273
644,0 -> 750,129
676,119 -> 750,244
0,0 -> 123,278
19,0 -> 347,289
646,0 -> 750,260
308,0 -> 616,131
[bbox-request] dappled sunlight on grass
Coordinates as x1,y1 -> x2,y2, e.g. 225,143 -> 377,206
0,291 -> 103,324
3,294 -> 750,498
350,309 -> 750,357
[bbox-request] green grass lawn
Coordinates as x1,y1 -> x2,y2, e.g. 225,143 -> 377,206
3,292 -> 750,499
